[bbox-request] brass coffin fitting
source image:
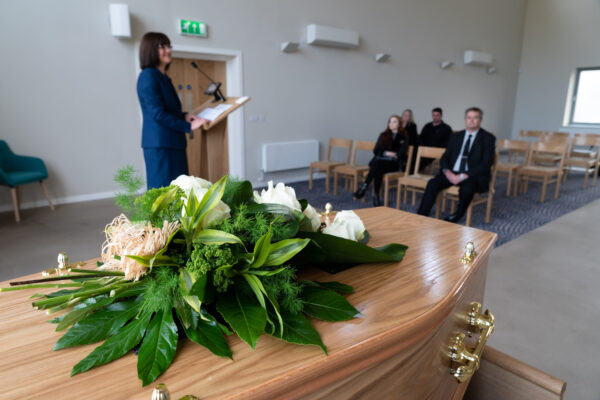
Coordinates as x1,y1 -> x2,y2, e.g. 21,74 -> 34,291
460,241 -> 477,265
449,302 -> 495,382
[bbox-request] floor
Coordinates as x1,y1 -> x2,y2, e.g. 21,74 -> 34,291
1,194 -> 598,399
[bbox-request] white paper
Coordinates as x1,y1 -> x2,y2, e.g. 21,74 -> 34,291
197,104 -> 232,121
235,96 -> 249,104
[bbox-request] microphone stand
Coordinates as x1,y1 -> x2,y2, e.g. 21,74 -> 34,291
190,61 -> 226,103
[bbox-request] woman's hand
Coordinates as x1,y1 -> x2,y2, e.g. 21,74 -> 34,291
384,151 -> 398,159
184,113 -> 196,123
191,118 -> 209,130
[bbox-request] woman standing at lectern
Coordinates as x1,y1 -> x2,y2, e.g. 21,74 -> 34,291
353,115 -> 409,206
137,32 -> 208,189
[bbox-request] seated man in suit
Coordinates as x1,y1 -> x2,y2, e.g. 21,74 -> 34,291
417,107 -> 495,223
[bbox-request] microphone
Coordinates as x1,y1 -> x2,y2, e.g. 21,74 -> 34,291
190,62 -> 226,103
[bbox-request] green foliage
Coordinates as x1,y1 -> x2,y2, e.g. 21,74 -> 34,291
187,244 -> 236,278
113,165 -> 144,217
134,186 -> 184,226
142,267 -> 179,314
217,204 -> 293,245
221,178 -> 253,208
263,267 -> 303,314
137,309 -> 178,386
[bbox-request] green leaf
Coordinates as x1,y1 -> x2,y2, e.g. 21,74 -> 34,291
179,269 -> 203,313
302,280 -> 355,294
216,288 -> 266,349
189,274 -> 208,301
246,267 -> 287,277
249,228 -> 272,268
197,175 -> 228,227
173,296 -> 194,330
183,310 -> 232,359
270,308 -> 326,354
242,273 -> 267,309
264,238 -> 310,267
71,312 -> 152,376
151,186 -> 179,216
298,199 -> 308,211
126,254 -> 178,267
137,309 -> 179,386
54,300 -> 141,350
244,203 -> 301,240
56,296 -> 116,332
221,179 -> 253,208
296,232 -> 408,274
302,287 -> 360,322
194,229 -> 243,246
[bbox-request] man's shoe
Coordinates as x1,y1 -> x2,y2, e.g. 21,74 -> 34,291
443,213 -> 463,223
373,193 -> 381,207
353,183 -> 368,199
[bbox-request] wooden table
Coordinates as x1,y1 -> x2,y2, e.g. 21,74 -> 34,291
0,207 -> 497,399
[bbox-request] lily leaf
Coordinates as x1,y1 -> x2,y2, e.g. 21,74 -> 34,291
137,309 -> 178,386
269,308 -> 326,354
264,238 -> 310,267
301,286 -> 360,322
242,273 -> 267,310
301,280 -> 355,294
296,232 -> 408,273
221,179 -> 253,208
216,287 -> 266,349
179,269 -> 202,313
249,228 -> 272,268
183,310 -> 232,359
151,186 -> 180,216
71,312 -> 152,376
54,299 -> 141,350
194,229 -> 243,246
56,296 -> 117,332
197,175 -> 228,227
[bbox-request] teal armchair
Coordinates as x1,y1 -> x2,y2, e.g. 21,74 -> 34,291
0,140 -> 54,222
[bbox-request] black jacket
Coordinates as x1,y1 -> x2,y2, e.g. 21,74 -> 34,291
371,131 -> 409,171
440,129 -> 496,190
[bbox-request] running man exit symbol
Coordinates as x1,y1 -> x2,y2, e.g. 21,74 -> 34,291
179,19 -> 207,37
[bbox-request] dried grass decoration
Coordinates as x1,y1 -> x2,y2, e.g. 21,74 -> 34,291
100,214 -> 180,281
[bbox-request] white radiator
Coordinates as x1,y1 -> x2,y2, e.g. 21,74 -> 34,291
261,140 -> 319,172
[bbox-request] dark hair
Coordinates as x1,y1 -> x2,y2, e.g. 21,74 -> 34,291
465,107 -> 483,118
432,107 -> 443,114
139,32 -> 171,69
381,115 -> 409,150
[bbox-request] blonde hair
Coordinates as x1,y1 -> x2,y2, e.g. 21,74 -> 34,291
402,109 -> 415,124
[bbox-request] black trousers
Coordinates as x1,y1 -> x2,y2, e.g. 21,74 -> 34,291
417,173 -> 485,218
365,159 -> 400,193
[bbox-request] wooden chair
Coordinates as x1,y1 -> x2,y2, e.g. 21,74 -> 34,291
333,140 -> 375,195
518,130 -> 545,141
395,146 -> 445,209
437,154 -> 498,227
570,132 -> 600,158
513,141 -> 568,202
495,139 -> 530,196
562,134 -> 600,188
378,145 -> 414,207
309,138 -> 352,193
464,346 -> 566,400
532,133 -> 570,166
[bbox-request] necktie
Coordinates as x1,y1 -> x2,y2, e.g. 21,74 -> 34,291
459,134 -> 472,173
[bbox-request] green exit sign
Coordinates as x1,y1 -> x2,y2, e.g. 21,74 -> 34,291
179,19 -> 207,37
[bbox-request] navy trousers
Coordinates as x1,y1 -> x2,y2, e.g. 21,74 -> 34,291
143,148 -> 189,190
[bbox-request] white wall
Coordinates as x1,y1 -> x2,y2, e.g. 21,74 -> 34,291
511,0 -> 600,137
0,0 -> 527,211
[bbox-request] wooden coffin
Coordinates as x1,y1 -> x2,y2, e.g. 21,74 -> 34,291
0,207 -> 497,399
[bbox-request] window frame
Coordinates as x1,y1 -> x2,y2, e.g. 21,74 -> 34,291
568,66 -> 600,127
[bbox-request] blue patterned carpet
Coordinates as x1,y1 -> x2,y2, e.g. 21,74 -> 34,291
266,172 -> 600,246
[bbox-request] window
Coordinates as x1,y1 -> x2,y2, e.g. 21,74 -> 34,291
569,68 -> 600,125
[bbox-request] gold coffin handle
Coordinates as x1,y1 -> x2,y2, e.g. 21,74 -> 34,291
450,302 -> 495,382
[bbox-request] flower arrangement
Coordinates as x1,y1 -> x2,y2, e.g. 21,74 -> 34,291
1,169 -> 407,387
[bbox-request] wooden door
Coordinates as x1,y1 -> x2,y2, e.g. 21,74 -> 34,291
168,58 -> 227,180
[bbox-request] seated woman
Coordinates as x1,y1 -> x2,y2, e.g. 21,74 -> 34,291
353,115 -> 409,206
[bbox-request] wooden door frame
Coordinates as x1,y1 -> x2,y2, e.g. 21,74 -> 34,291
134,43 -> 246,179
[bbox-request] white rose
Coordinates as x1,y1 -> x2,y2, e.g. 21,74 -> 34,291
323,210 -> 365,241
253,181 -> 301,211
170,175 -> 231,229
302,204 -> 322,232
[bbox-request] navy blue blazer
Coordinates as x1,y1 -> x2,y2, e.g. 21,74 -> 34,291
137,67 -> 191,149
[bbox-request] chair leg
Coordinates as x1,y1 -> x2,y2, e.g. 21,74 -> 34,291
383,179 -> 389,207
594,165 -> 599,186
396,184 -> 402,210
485,196 -> 493,223
583,168 -> 589,189
555,173 -> 562,199
541,176 -> 548,202
309,167 -> 314,190
325,169 -> 331,193
10,187 -> 20,222
451,200 -> 456,215
333,172 -> 339,196
513,173 -> 519,198
435,194 -> 441,219
40,181 -> 55,210
465,204 -> 473,227
506,170 -> 512,196
412,191 -> 416,206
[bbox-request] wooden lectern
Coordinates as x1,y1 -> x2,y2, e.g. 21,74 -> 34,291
188,96 -> 250,182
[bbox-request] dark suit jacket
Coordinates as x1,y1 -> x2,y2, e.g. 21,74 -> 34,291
439,128 -> 496,190
137,68 -> 191,149
371,131 -> 409,170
